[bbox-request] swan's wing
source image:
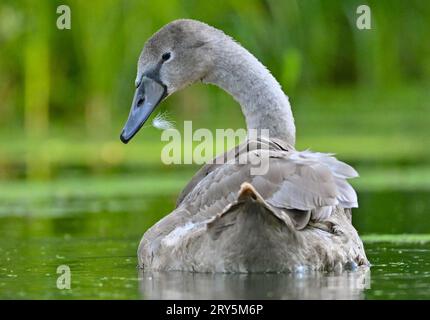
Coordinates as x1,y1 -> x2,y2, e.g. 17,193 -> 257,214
176,162 -> 221,207
263,151 -> 358,211
176,137 -> 290,207
177,138 -> 358,228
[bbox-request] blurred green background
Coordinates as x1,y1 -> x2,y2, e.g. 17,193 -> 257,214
0,0 -> 430,225
1,0 -> 430,299
0,0 -> 428,178
0,0 -> 429,231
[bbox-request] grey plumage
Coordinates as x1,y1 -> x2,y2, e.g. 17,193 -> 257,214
138,138 -> 367,272
129,19 -> 369,272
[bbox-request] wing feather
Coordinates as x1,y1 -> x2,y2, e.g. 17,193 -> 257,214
176,138 -> 359,226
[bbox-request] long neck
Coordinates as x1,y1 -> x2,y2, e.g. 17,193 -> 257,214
203,38 -> 296,146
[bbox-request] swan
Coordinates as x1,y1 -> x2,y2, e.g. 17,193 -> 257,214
120,19 -> 369,273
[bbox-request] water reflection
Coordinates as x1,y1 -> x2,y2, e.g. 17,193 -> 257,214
2,185 -> 430,299
139,268 -> 371,300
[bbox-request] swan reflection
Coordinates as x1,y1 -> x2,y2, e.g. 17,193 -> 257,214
139,268 -> 370,300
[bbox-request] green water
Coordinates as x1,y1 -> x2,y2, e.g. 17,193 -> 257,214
1,173 -> 430,299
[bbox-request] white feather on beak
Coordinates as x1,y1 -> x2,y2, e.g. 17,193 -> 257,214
152,111 -> 175,130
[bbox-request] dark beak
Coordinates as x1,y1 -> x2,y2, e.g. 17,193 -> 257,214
120,76 -> 167,143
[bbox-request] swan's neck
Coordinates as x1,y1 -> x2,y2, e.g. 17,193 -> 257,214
203,39 -> 296,146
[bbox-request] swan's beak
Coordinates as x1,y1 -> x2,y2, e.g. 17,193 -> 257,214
120,76 -> 167,143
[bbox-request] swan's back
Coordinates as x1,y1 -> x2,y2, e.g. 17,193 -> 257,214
138,137 -> 368,272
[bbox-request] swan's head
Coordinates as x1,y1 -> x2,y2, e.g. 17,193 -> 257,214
120,19 -> 222,143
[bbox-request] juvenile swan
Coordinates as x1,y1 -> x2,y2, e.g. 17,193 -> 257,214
120,19 -> 369,272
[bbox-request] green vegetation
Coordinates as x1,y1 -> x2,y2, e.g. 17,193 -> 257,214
0,0 -> 429,181
0,0 -> 430,300
362,234 -> 430,244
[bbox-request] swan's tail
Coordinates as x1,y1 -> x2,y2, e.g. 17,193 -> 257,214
203,183 -> 302,272
207,183 -> 294,239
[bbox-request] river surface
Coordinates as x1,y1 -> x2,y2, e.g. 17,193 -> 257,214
1,185 -> 429,299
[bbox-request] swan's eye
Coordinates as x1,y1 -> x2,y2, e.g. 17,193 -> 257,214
162,52 -> 171,61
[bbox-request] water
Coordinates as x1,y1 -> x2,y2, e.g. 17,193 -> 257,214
1,184 -> 430,299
